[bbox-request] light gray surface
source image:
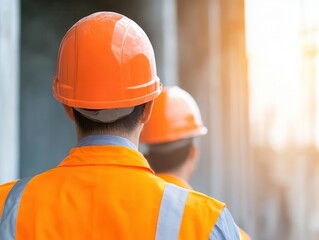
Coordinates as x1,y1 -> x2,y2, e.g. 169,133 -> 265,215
0,0 -> 20,183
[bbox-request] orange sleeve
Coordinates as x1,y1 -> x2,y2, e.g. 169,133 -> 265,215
239,228 -> 251,240
0,180 -> 17,217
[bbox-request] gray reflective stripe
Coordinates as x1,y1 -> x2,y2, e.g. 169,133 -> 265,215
0,177 -> 31,240
209,208 -> 241,240
156,183 -> 189,240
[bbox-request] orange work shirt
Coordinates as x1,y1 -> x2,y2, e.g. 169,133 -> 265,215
0,135 -> 240,239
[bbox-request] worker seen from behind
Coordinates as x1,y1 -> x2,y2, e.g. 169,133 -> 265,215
0,12 -> 240,239
140,86 -> 251,240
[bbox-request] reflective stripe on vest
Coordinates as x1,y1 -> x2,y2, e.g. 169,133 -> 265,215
0,177 -> 31,240
0,180 -> 189,240
156,183 -> 189,240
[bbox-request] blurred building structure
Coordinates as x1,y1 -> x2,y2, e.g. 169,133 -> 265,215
177,0 -> 253,236
246,0 -> 319,239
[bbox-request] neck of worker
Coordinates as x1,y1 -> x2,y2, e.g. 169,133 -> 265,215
76,123 -> 143,149
168,158 -> 194,182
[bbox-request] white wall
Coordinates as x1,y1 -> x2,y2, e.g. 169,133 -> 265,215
0,0 -> 20,183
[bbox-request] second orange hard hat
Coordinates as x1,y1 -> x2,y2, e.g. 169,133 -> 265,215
53,12 -> 162,110
140,86 -> 207,144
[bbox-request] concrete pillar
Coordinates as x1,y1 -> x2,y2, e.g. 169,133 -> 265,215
0,0 -> 20,183
162,0 -> 178,85
177,0 -> 254,236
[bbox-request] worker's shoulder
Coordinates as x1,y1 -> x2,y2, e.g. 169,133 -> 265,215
180,189 -> 227,237
0,180 -> 18,196
0,180 -> 18,215
186,189 -> 226,215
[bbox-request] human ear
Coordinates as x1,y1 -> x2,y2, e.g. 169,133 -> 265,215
141,101 -> 154,124
63,104 -> 75,121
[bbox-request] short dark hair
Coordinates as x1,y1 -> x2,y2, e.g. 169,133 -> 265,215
73,103 -> 146,135
145,139 -> 193,173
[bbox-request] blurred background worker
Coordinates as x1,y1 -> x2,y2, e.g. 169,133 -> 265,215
0,12 -> 241,239
140,86 -> 206,188
140,86 -> 251,240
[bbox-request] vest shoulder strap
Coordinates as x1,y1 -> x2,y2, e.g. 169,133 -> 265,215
0,177 -> 31,240
155,183 -> 189,240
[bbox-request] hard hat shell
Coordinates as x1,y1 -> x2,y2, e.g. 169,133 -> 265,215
53,12 -> 161,109
140,86 -> 207,144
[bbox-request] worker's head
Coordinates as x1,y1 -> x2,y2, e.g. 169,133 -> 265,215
140,87 -> 207,180
52,12 -> 162,138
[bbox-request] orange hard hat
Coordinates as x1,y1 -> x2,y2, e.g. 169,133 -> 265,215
140,86 -> 207,144
53,12 -> 161,109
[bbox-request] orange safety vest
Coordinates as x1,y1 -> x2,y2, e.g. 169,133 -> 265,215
156,174 -> 251,240
0,145 -> 227,239
156,173 -> 193,190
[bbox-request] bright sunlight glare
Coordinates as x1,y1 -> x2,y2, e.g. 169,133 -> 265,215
246,0 -> 319,150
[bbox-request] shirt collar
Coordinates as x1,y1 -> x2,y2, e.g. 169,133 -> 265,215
76,134 -> 137,150
59,135 -> 153,174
